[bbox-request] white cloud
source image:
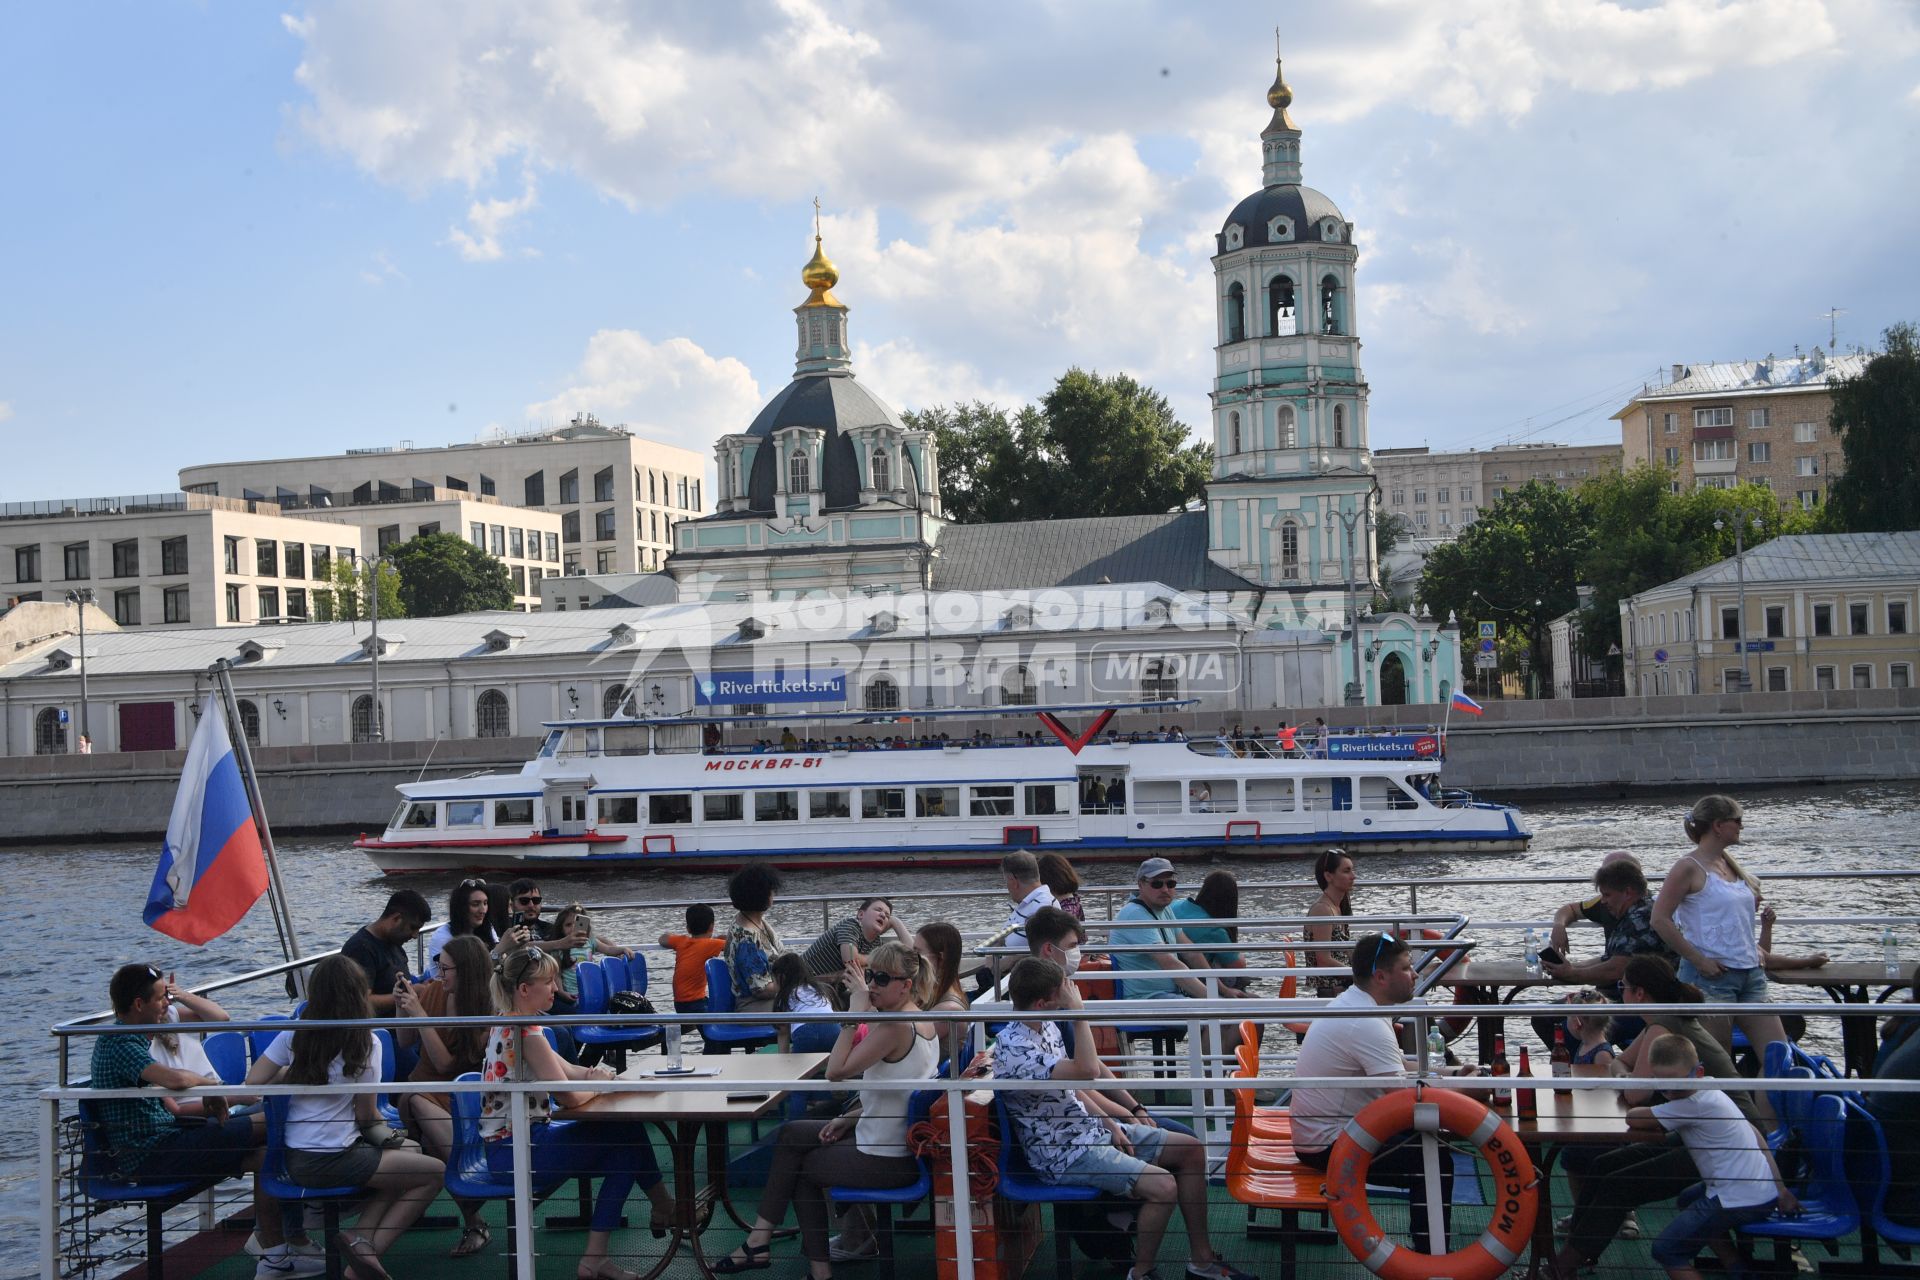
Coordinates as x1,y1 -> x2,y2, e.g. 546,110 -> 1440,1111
525,331 -> 763,457
853,338 -> 1022,415
446,170 -> 538,261
0,401 -> 12,423
1910,82 -> 1920,104
358,250 -> 407,285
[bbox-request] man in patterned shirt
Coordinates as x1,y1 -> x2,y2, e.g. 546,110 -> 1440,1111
90,964 -> 309,1276
1538,855 -> 1673,1048
993,958 -> 1253,1280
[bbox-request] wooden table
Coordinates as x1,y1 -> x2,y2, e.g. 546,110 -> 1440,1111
556,1053 -> 829,1280
1506,1064 -> 1650,1279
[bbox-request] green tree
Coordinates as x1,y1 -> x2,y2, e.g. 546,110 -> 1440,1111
314,557 -> 404,623
904,402 -> 1050,523
1417,480 -> 1592,694
1374,510 -> 1410,561
390,532 -> 513,616
1826,321 -> 1920,531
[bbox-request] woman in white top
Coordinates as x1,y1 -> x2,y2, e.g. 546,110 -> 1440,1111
423,878 -> 515,979
246,956 -> 444,1280
714,942 -> 939,1278
1651,794 -> 1788,1055
148,972 -> 232,1108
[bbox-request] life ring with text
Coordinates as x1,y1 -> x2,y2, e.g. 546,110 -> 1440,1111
1324,1085 -> 1537,1280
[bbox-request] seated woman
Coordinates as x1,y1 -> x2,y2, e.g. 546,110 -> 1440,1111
715,942 -> 940,1279
393,935 -> 493,1258
246,955 -> 445,1280
724,865 -> 787,1015
1170,870 -> 1248,991
423,879 -> 504,980
482,946 -> 675,1280
773,953 -> 841,1054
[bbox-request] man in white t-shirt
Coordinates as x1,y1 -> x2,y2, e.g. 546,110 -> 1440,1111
1000,851 -> 1055,949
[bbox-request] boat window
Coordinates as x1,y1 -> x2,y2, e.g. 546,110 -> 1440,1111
1357,776 -> 1411,811
1129,780 -> 1181,815
560,795 -> 590,823
599,795 -> 640,824
539,730 -> 564,759
1199,779 -> 1240,812
493,799 -> 534,826
862,787 -> 906,819
602,726 -> 649,757
1023,784 -> 1063,816
1185,738 -> 1234,757
1245,777 -> 1296,813
755,790 -> 799,822
446,801 -> 485,828
703,793 -> 745,823
400,803 -> 436,829
969,785 -> 1015,817
1300,779 -> 1334,811
915,786 -> 958,817
649,794 -> 693,824
809,790 -> 852,819
654,725 -> 700,755
557,728 -> 600,758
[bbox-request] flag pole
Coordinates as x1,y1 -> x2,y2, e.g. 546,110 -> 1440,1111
211,659 -> 303,970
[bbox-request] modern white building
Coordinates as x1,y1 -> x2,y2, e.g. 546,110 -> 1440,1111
180,415 -> 707,578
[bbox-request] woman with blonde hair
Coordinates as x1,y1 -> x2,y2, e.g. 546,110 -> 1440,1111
714,941 -> 939,1277
1650,794 -> 1787,1056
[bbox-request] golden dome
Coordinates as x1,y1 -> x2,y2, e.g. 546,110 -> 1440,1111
1266,57 -> 1296,129
801,234 -> 843,309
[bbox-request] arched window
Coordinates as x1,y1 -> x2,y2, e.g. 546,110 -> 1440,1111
1279,521 -> 1301,579
476,689 -> 511,738
1224,283 -> 1245,343
237,698 -> 262,747
1002,665 -> 1037,706
1268,276 -> 1296,335
1321,274 -> 1343,334
351,694 -> 378,743
601,684 -> 631,718
863,676 -> 900,712
1228,412 -> 1242,455
1276,405 -> 1296,449
1334,405 -> 1346,449
788,451 -> 811,495
1140,658 -> 1179,701
871,449 -> 890,491
34,707 -> 68,755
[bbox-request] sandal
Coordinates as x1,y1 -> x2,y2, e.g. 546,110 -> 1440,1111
449,1221 -> 491,1258
336,1233 -> 393,1280
577,1262 -> 643,1280
713,1240 -> 773,1274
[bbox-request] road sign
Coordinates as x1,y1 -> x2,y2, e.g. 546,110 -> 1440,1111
1654,648 -> 1669,664
1742,640 -> 1776,653
57,709 -> 69,724
1474,653 -> 1499,669
1479,639 -> 1495,653
1478,621 -> 1497,639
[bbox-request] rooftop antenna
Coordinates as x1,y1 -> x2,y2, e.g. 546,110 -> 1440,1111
1819,306 -> 1846,349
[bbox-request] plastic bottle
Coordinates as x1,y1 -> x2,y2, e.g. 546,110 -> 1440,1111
1885,925 -> 1901,980
1523,928 -> 1541,976
1427,1026 -> 1447,1071
1550,1025 -> 1572,1079
1515,1047 -> 1538,1118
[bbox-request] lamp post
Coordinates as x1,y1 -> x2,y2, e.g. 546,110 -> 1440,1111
64,588 -> 94,749
1331,498 -> 1376,706
366,556 -> 391,741
1713,507 -> 1766,693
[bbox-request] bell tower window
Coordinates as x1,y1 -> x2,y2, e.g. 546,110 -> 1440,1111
1229,412 -> 1242,455
1279,521 -> 1300,580
1225,283 -> 1245,343
788,451 -> 811,495
1320,274 -> 1344,335
1276,406 -> 1296,449
1334,405 -> 1346,449
1268,276 -> 1296,336
871,449 -> 890,491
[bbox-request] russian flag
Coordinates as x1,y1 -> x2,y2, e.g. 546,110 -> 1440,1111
1451,690 -> 1485,717
144,695 -> 269,944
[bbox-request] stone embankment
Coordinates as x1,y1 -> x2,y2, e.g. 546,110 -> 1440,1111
1,688 -> 1915,842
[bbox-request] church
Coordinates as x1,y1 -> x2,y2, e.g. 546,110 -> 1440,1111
665,55 -> 1462,708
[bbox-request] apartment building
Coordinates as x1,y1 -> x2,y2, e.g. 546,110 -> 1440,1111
295,491 -> 562,610
1374,441 -> 1622,539
1619,532 -> 1919,695
179,415 -> 707,577
1613,350 -> 1865,509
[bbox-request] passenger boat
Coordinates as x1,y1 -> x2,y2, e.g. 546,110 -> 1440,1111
352,702 -> 1529,874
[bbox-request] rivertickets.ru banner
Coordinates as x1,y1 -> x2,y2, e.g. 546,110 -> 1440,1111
695,670 -> 849,706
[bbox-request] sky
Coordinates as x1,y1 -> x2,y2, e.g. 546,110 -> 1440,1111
3,0 -> 1917,503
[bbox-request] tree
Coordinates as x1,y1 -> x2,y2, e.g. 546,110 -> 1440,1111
390,532 -> 513,617
314,557 -> 404,623
1417,480 -> 1593,694
910,369 -> 1211,523
1826,321 -> 1920,532
1374,511 -> 1411,561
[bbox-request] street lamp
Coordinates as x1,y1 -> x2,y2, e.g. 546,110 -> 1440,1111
1331,496 -> 1378,706
1713,508 -> 1766,693
64,588 -> 94,749
365,555 -> 393,741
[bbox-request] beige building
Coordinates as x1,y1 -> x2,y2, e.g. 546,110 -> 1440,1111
180,414 -> 708,578
1619,532 -> 1919,695
1613,350 -> 1864,508
1374,441 -> 1622,540
1,490 -> 558,628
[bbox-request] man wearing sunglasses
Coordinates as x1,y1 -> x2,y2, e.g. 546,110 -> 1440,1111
1109,859 -> 1249,1056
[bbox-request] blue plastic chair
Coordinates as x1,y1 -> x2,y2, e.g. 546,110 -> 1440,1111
247,1014 -> 292,1063
1740,1093 -> 1860,1262
74,1099 -> 222,1279
993,1091 -> 1101,1280
827,1090 -> 937,1280
574,960 -> 663,1068
1109,975 -> 1187,1077
1844,1101 -> 1920,1266
202,1031 -> 247,1086
699,958 -> 776,1052
259,1093 -> 366,1280
444,1072 -> 570,1277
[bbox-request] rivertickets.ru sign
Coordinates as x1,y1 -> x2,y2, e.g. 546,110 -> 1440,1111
1327,734 -> 1441,760
695,670 -> 848,706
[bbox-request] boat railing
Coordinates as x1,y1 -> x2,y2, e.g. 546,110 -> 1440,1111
42,995 -> 1920,1279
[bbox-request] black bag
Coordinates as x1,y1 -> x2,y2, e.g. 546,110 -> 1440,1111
608,990 -> 656,1016
1054,1197 -> 1137,1263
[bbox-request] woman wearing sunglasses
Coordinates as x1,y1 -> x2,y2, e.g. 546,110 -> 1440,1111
715,942 -> 939,1277
480,946 -> 675,1280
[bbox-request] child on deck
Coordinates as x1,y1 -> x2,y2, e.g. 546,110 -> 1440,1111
772,953 -> 840,1053
659,904 -> 725,1015
1566,991 -> 1617,1068
1634,1035 -> 1795,1280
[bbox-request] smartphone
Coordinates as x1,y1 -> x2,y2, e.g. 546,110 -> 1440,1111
1537,945 -> 1565,967
726,1092 -> 771,1103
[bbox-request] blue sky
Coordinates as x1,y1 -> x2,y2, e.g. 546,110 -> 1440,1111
3,1 -> 1917,501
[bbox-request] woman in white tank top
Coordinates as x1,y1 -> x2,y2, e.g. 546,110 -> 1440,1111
1651,794 -> 1788,1057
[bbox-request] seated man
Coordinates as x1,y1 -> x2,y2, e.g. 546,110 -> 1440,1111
1110,859 -> 1249,1052
340,889 -> 431,1014
91,964 -> 314,1278
994,957 -> 1253,1280
800,896 -> 910,979
1291,933 -> 1482,1257
1537,853 -> 1671,1046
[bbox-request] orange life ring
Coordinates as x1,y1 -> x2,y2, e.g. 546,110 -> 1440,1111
1325,1086 -> 1537,1280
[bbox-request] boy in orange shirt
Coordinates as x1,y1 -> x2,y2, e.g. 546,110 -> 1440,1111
659,904 -> 725,1014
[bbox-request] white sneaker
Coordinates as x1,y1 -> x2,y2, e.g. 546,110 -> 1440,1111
246,1234 -> 322,1258
255,1250 -> 325,1278
1619,1211 -> 1640,1240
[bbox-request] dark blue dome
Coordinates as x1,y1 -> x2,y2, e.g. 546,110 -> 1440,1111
1216,185 -> 1347,255
743,375 -> 907,512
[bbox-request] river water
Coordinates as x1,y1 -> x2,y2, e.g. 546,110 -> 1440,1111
7,781 -> 1920,1276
